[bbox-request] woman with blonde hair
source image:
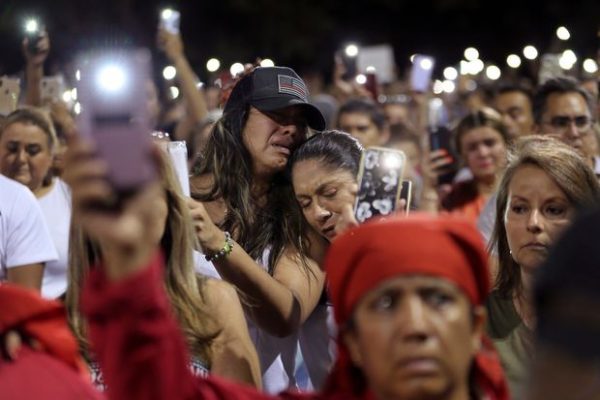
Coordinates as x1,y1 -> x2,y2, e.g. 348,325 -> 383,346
64,148 -> 261,390
487,136 -> 600,398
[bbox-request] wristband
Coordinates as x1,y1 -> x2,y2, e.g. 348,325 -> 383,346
205,231 -> 233,262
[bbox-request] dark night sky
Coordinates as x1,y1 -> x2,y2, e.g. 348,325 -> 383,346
1,0 -> 599,84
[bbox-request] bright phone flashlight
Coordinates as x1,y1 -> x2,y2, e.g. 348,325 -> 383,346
345,44 -> 359,57
25,19 -> 39,34
382,153 -> 402,170
96,64 -> 126,93
161,8 -> 174,20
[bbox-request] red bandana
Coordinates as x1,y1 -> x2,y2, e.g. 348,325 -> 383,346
323,214 -> 509,400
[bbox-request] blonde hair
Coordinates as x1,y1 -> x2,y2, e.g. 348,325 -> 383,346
1,107 -> 58,153
66,151 -> 218,364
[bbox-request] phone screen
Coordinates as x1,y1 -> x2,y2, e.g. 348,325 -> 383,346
354,147 -> 406,223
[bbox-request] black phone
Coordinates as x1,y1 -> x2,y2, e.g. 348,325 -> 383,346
335,47 -> 358,81
354,147 -> 406,223
364,70 -> 379,101
427,98 -> 457,185
399,180 -> 412,214
24,20 -> 44,54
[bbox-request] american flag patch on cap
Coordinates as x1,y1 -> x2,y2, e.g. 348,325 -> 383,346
278,75 -> 308,101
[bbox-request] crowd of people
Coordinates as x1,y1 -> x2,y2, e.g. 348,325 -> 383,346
1,17 -> 600,400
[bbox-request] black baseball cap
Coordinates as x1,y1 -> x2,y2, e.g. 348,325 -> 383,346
224,66 -> 326,131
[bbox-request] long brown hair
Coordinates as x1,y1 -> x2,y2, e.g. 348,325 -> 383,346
192,106 -> 311,275
66,152 -> 218,364
490,136 -> 600,297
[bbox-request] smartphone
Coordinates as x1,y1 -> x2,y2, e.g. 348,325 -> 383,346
410,54 -> 435,93
364,70 -> 379,101
24,20 -> 44,54
40,76 -> 65,104
354,147 -> 406,223
0,77 -> 20,116
335,49 -> 358,81
76,49 -> 156,203
427,98 -> 457,185
160,9 -> 180,34
399,180 -> 412,214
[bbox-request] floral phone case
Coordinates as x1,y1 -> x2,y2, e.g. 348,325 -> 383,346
354,147 -> 406,223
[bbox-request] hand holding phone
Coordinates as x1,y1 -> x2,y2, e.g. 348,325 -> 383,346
426,98 -> 457,185
335,44 -> 359,81
354,147 -> 406,223
23,19 -> 46,56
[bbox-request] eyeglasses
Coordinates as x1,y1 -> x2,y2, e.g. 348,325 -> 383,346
542,115 -> 594,132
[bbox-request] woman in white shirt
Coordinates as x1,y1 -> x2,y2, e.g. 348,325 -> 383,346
0,107 -> 70,297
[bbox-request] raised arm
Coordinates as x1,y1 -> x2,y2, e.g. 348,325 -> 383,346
64,133 -> 279,400
23,31 -> 50,107
157,28 -> 208,141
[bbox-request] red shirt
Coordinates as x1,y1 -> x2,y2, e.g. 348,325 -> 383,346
81,253 -> 372,400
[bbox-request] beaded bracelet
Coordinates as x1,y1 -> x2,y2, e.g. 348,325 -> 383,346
205,231 -> 234,262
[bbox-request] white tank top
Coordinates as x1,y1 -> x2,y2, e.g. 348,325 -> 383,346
37,178 -> 72,299
194,248 -> 333,393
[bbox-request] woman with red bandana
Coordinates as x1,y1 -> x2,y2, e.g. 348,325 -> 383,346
70,135 -> 508,400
